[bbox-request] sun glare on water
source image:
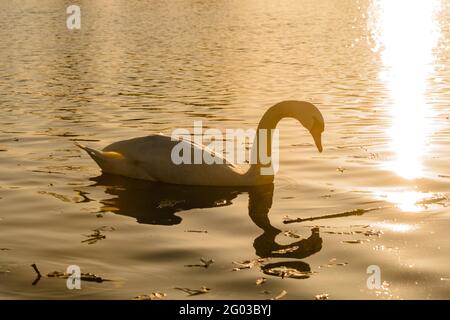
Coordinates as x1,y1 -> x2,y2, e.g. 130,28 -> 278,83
369,0 -> 443,180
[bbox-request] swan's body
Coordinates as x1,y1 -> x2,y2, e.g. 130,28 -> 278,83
78,101 -> 324,186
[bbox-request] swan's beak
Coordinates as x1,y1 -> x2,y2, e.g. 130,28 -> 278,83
309,116 -> 324,153
313,133 -> 323,152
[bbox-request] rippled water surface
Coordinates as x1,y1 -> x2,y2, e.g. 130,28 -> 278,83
0,0 -> 449,299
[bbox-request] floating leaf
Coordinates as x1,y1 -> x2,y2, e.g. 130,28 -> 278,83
271,290 -> 287,300
256,277 -> 267,285
315,293 -> 329,300
283,231 -> 302,239
272,246 -> 299,254
134,292 -> 167,300
232,258 -> 267,271
263,266 -> 312,279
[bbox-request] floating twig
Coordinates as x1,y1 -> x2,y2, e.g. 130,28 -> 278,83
185,230 -> 208,233
174,286 -> 211,296
283,206 -> 389,224
31,264 -> 42,286
47,271 -> 111,283
185,258 -> 214,268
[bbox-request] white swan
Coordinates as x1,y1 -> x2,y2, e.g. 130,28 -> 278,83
77,100 -> 324,186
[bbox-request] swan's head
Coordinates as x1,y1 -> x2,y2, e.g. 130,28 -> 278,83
287,101 -> 325,152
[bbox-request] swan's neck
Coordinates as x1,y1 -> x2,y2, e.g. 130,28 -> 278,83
244,100 -> 320,181
248,103 -> 293,176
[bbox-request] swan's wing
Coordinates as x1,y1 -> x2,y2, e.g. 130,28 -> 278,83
103,134 -> 248,186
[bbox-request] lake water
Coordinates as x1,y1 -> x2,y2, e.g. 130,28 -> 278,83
0,0 -> 449,299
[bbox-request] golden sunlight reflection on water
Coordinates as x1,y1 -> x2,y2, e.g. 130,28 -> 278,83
369,0 -> 444,211
373,222 -> 416,233
374,190 -> 436,212
370,0 -> 442,180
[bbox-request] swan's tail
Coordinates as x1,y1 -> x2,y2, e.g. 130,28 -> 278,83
75,142 -> 101,159
75,142 -> 124,172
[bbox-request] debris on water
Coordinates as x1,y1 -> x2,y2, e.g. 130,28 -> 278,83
30,263 -> 42,285
272,246 -> 299,254
134,292 -> 167,300
0,248 -> 11,251
283,215 -> 299,224
214,199 -> 229,206
47,271 -> 110,282
284,207 -> 386,224
232,258 -> 267,271
82,230 -> 106,244
342,240 -> 364,244
283,231 -> 302,239
260,290 -> 271,295
31,263 -> 42,277
38,191 -> 73,203
322,225 -> 383,237
318,258 -> 348,269
256,277 -> 267,285
415,195 -> 447,206
337,167 -> 346,173
271,290 -> 287,300
96,214 -> 104,218
185,230 -> 208,233
82,226 -> 115,244
174,286 -> 211,296
157,199 -> 185,209
350,224 -> 370,228
315,293 -> 329,300
323,230 -> 354,235
360,229 -> 383,237
96,226 -> 116,232
263,266 -> 312,279
185,258 -> 214,268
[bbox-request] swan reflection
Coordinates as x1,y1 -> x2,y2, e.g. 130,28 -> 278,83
90,174 -> 322,277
